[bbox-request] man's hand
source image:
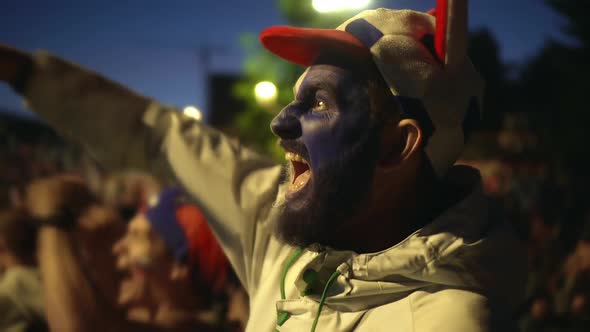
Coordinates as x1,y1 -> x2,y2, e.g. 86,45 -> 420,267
0,44 -> 33,87
25,175 -> 96,222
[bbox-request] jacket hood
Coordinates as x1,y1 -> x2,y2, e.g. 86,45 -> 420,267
290,166 -> 527,313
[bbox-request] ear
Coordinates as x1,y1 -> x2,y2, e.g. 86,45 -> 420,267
377,118 -> 422,171
170,262 -> 190,281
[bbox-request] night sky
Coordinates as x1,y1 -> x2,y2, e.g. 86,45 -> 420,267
0,0 -> 570,119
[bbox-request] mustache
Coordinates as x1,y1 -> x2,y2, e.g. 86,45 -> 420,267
278,139 -> 310,162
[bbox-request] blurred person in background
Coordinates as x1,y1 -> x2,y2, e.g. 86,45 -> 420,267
0,209 -> 47,332
223,270 -> 249,332
514,172 -> 571,331
552,218 -> 590,329
112,186 -> 230,328
25,175 -> 232,331
518,208 -> 590,332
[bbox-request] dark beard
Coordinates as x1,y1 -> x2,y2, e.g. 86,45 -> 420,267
274,128 -> 380,249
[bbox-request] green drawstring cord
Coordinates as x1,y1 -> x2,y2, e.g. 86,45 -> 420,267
277,248 -> 341,332
277,248 -> 304,328
310,270 -> 341,332
281,248 -> 304,300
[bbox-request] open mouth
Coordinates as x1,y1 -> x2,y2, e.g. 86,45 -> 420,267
285,151 -> 311,193
118,268 -> 148,306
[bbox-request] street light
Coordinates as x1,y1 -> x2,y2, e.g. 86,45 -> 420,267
312,0 -> 370,13
183,105 -> 203,121
254,81 -> 278,107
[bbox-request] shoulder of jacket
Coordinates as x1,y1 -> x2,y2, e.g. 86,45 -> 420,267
408,287 -> 492,332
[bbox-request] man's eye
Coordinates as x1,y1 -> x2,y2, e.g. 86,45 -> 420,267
312,99 -> 328,112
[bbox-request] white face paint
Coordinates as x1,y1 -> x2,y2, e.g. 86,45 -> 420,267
292,67 -> 310,99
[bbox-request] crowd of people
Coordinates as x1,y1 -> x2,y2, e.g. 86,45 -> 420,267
460,158 -> 590,330
504,167 -> 590,331
0,155 -> 250,331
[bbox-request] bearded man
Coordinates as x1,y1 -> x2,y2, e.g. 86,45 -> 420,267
0,3 -> 526,331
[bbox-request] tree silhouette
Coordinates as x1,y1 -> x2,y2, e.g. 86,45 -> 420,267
520,1 -> 590,170
514,0 -> 590,242
546,0 -> 590,51
467,29 -> 514,130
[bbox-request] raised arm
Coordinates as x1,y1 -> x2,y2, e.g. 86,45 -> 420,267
25,176 -> 125,332
1,45 -> 284,291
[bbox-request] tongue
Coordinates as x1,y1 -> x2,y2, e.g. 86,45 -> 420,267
293,169 -> 311,191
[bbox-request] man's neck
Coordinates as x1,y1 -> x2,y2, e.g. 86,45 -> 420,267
350,166 -> 479,253
339,188 -> 434,253
330,165 -> 444,253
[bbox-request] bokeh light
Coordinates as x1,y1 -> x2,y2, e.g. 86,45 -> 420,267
312,0 -> 370,13
183,105 -> 203,121
254,81 -> 278,106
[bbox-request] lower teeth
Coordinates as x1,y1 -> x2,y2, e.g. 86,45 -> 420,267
290,170 -> 311,191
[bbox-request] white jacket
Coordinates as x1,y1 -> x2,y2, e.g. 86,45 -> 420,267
22,52 -> 527,331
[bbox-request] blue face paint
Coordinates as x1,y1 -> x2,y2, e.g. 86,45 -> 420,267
271,63 -> 381,248
273,65 -> 373,173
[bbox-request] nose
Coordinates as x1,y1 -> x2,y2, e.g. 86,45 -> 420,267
112,237 -> 126,255
270,104 -> 302,139
112,238 -> 129,270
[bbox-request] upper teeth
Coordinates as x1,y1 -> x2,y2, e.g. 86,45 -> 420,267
285,152 -> 308,164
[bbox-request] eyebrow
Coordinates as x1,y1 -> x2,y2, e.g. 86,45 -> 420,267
294,79 -> 337,101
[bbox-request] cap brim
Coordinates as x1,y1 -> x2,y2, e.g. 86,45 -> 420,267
260,26 -> 371,67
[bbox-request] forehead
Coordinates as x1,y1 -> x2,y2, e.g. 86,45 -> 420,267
293,64 -> 360,96
128,214 -> 152,232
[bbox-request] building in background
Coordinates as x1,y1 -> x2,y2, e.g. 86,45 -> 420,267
207,73 -> 247,136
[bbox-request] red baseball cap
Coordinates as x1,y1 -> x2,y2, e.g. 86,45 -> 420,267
259,26 -> 371,67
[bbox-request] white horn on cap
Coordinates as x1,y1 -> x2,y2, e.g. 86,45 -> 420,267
433,0 -> 468,66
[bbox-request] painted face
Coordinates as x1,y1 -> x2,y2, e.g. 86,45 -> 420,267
270,63 -> 381,248
113,214 -> 170,307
